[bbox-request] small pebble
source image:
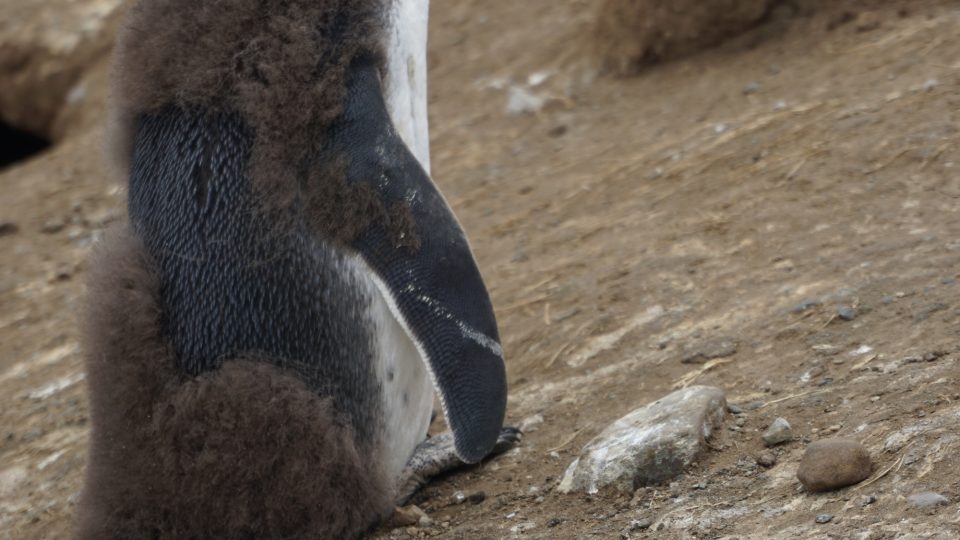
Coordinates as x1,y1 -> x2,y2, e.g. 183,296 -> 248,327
860,494 -> 877,506
620,518 -> 652,538
797,438 -> 873,492
467,491 -> 486,505
815,513 -> 834,524
743,81 -> 761,95
727,404 -> 744,414
756,451 -> 777,468
762,418 -> 793,446
907,492 -> 949,508
390,505 -> 428,527
0,222 -> 18,237
519,414 -> 544,433
791,299 -> 821,313
854,11 -> 882,32
745,400 -> 765,411
41,218 -> 66,234
812,344 -> 840,356
681,336 -> 738,364
450,491 -> 466,505
837,306 -> 858,321
547,517 -> 562,528
915,302 -> 948,322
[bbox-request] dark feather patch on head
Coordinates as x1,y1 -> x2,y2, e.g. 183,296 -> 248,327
110,0 -> 390,234
75,225 -> 393,539
303,155 -> 421,251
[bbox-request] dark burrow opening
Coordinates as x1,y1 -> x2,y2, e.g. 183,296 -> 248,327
0,120 -> 52,169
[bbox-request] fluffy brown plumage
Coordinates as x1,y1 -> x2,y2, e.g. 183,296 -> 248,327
75,226 -> 392,539
106,0 -> 392,239
79,2 -> 422,536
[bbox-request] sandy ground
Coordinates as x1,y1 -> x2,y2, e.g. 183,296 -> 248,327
3,1 -> 960,538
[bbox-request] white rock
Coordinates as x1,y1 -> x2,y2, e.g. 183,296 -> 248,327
762,417 -> 793,446
519,413 -> 544,433
506,86 -> 545,115
558,386 -> 727,494
908,492 -> 949,508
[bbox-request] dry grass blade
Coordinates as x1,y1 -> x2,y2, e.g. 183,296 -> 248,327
857,442 -> 915,490
672,358 -> 734,389
547,428 -> 584,453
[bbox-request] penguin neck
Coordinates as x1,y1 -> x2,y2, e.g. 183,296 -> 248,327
381,0 -> 431,175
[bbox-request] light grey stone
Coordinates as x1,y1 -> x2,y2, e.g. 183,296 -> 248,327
762,417 -> 793,446
681,337 -> 738,364
908,492 -> 949,508
558,386 -> 727,494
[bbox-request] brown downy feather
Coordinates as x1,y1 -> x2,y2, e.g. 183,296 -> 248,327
106,0 -> 416,248
75,225 -> 392,539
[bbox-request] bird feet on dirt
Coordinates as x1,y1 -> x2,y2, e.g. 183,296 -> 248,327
395,427 -> 522,505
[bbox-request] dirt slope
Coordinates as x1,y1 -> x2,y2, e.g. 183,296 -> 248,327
3,1 -> 960,538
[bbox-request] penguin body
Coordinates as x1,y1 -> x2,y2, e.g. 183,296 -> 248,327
77,1 -> 513,537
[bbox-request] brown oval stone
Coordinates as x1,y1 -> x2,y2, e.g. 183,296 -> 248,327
797,438 -> 873,492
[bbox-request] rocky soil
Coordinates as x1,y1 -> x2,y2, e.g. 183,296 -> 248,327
3,0 -> 960,538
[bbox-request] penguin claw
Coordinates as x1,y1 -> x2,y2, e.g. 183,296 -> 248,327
491,426 -> 522,455
395,426 -> 522,505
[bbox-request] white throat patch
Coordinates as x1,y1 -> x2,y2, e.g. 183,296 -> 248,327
382,0 -> 431,175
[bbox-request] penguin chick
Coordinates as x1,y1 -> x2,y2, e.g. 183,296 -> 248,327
76,1 -> 519,538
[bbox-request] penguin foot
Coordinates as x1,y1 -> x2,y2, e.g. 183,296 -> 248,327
395,426 -> 522,505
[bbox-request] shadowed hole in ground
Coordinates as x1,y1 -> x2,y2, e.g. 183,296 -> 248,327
0,121 -> 51,169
